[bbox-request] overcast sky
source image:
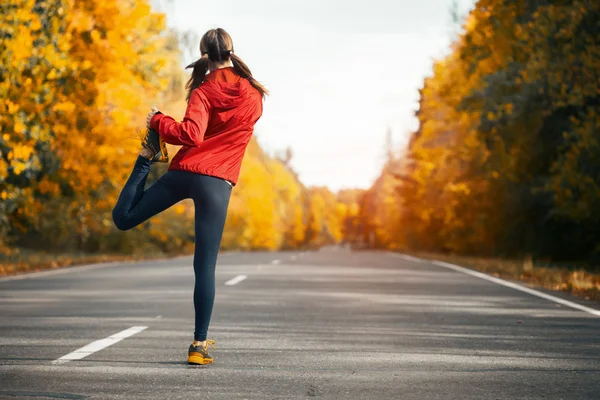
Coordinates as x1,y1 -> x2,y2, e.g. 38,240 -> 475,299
157,0 -> 476,191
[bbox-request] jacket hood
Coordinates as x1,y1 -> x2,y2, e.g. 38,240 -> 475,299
200,67 -> 253,110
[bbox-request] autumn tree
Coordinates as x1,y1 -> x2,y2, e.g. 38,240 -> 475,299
364,0 -> 600,265
1,0 -> 183,252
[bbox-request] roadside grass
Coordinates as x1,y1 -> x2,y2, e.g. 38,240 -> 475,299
0,250 -> 169,276
410,251 -> 600,302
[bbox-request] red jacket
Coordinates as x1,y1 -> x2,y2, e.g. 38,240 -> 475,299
150,67 -> 263,185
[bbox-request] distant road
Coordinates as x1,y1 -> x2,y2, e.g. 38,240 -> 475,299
1,250 -> 599,399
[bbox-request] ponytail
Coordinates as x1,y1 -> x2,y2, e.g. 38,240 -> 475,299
185,53 -> 209,102
231,53 -> 269,98
186,28 -> 269,101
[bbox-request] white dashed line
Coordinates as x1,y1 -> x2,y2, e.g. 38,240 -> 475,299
270,259 -> 281,265
225,274 -> 247,286
52,326 -> 147,364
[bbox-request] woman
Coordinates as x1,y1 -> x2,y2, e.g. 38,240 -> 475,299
112,28 -> 267,365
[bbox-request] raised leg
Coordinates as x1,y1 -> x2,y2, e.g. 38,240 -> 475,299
112,156 -> 185,231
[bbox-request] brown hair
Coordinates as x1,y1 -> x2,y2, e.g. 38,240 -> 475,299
185,28 -> 268,101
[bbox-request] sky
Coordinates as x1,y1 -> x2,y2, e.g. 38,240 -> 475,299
158,0 -> 476,191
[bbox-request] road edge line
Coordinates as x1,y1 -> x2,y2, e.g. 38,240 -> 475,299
0,252 -> 242,282
388,253 -> 424,263
388,253 -> 600,317
0,261 -> 137,282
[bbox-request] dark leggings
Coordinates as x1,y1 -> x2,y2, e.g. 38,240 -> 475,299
112,156 -> 232,341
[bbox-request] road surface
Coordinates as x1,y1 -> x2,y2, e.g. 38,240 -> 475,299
1,250 -> 599,399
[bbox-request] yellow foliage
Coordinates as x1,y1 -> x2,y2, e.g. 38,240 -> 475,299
368,0 -> 600,261
0,0 -> 183,250
1,0 -> 354,254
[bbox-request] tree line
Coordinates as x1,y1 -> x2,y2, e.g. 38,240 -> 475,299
6,0 -> 596,265
0,0 -> 359,256
356,0 -> 600,267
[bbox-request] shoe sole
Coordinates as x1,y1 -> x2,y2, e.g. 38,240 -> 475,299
188,354 -> 213,365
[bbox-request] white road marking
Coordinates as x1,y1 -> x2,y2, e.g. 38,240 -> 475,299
52,326 -> 147,364
271,259 -> 281,265
430,260 -> 600,317
1,252 -> 241,282
225,274 -> 247,286
0,261 -> 127,282
389,253 -> 424,263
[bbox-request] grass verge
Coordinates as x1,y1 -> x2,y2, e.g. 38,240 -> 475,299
0,250 -> 171,277
410,251 -> 600,302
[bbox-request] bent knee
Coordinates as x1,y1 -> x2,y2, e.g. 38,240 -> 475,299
112,211 -> 133,231
113,219 -> 132,231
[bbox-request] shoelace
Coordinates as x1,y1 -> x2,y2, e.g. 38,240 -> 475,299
205,339 -> 216,350
145,138 -> 158,156
137,130 -> 156,155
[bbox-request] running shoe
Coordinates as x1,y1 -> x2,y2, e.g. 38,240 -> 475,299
187,339 -> 216,365
140,127 -> 168,163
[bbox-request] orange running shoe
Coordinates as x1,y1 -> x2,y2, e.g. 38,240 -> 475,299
187,339 -> 216,365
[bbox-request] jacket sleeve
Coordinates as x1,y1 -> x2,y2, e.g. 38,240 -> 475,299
150,89 -> 211,147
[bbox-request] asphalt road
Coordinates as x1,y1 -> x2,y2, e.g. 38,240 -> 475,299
0,249 -> 599,399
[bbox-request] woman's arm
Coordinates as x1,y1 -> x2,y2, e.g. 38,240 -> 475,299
150,89 -> 212,147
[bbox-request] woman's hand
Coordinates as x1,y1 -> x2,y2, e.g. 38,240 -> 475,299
146,106 -> 159,128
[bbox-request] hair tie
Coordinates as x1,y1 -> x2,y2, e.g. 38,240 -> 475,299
202,49 -> 233,62
186,53 -> 209,69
